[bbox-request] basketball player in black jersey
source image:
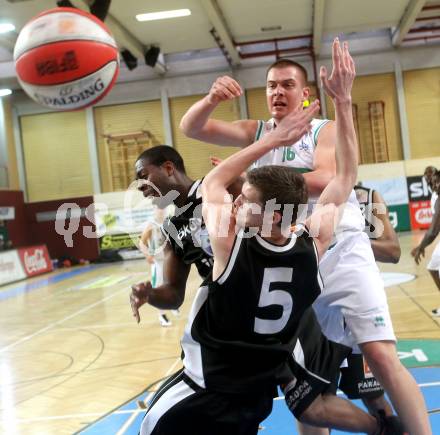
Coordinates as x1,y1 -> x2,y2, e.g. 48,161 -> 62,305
130,145 -> 213,319
137,39 -> 401,435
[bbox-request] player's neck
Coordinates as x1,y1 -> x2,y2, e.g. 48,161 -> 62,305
259,227 -> 289,246
173,175 -> 196,207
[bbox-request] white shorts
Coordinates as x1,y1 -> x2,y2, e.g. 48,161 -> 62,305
427,241 -> 440,272
151,261 -> 164,288
313,231 -> 396,350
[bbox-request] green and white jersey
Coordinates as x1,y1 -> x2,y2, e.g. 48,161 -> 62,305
148,224 -> 166,261
252,117 -> 364,236
252,118 -> 329,172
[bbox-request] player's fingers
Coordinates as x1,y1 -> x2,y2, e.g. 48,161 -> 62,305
320,66 -> 332,96
219,78 -> 241,98
332,38 -> 341,73
224,77 -> 243,95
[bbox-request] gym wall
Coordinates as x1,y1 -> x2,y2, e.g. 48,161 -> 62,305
326,73 -> 403,163
3,97 -> 20,190
403,67 -> 440,159
20,110 -> 93,202
93,100 -> 164,192
169,95 -> 240,179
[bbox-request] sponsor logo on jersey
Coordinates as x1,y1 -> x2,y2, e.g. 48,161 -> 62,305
298,140 -> 309,151
362,356 -> 374,379
373,315 -> 386,327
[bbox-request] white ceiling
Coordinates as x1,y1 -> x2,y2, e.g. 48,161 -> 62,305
0,0 -> 439,87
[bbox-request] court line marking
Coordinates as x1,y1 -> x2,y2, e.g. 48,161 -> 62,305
115,357 -> 182,435
4,377 -> 439,425
0,287 -> 128,354
0,265 -> 109,302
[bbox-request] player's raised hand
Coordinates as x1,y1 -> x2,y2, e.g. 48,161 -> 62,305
130,281 -> 153,323
207,76 -> 243,105
271,99 -> 320,147
320,38 -> 356,104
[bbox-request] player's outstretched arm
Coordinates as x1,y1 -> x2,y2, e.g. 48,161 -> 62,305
370,190 -> 401,263
411,198 -> 440,264
309,38 -> 358,257
130,241 -> 190,322
180,75 -> 257,147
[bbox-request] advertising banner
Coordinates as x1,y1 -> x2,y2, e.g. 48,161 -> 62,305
17,245 -> 53,277
0,250 -> 26,286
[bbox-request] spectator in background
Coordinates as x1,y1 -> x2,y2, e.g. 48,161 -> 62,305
412,169 -> 440,316
139,207 -> 180,327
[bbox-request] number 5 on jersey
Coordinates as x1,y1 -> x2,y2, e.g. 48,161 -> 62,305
254,267 -> 293,334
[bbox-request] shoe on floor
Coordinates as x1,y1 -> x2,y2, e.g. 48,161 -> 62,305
432,307 -> 440,317
159,314 -> 172,327
171,309 -> 181,317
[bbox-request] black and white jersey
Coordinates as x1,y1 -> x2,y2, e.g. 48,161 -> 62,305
181,227 -> 323,394
161,180 -> 214,280
354,185 -> 376,238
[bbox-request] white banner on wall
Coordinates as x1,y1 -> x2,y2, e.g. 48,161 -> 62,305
362,176 -> 409,206
0,250 -> 26,286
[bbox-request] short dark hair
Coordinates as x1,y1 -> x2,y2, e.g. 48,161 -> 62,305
266,58 -> 308,84
136,145 -> 186,173
424,166 -> 437,176
246,165 -> 308,224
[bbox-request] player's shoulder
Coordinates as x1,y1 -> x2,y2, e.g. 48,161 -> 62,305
312,118 -> 334,146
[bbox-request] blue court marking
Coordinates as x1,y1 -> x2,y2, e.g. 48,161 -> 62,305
78,367 -> 440,435
0,264 -> 108,302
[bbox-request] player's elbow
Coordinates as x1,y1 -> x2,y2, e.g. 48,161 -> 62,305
179,117 -> 195,138
167,286 -> 185,309
389,243 -> 401,263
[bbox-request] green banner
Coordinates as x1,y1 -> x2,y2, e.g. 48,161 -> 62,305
397,339 -> 440,368
388,204 -> 410,232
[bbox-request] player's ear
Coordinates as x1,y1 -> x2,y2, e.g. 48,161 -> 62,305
162,161 -> 175,176
273,210 -> 282,226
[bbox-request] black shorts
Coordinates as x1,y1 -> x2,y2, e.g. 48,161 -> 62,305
283,309 -> 351,418
140,369 -> 273,435
328,353 -> 384,400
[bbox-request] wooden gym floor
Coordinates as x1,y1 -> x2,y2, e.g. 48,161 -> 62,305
0,232 -> 439,434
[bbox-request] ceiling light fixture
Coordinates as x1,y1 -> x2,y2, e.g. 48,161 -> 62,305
0,23 -> 15,34
136,9 -> 191,22
0,89 -> 12,97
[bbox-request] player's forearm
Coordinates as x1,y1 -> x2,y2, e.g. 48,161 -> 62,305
303,170 -> 334,196
147,284 -> 184,310
334,99 -> 358,189
370,239 -> 401,263
180,96 -> 217,138
419,232 -> 437,250
203,133 -> 279,190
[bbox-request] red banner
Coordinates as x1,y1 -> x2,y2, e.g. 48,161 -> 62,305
17,245 -> 52,277
409,200 -> 432,230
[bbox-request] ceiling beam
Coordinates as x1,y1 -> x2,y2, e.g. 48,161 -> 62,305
312,0 -> 326,56
200,0 -> 241,66
392,0 -> 427,46
79,0 -> 145,58
79,1 -> 166,74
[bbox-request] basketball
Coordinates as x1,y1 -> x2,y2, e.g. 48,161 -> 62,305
13,7 -> 119,111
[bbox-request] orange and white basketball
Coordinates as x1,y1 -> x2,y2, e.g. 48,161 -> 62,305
13,7 -> 119,111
